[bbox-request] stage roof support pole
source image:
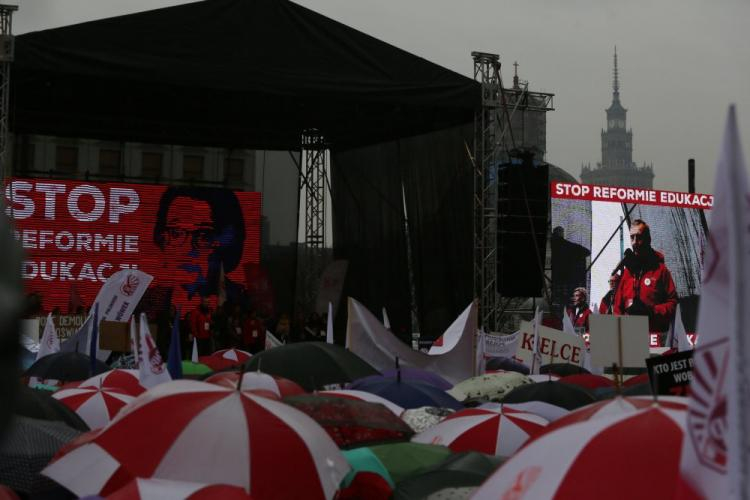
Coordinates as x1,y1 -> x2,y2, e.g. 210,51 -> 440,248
0,4 -> 16,182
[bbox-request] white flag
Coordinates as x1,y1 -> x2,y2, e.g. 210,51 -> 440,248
681,105 -> 750,498
36,313 -> 60,360
191,337 -> 199,363
138,313 -> 171,388
562,310 -> 576,336
475,329 -> 486,376
382,307 -> 391,330
531,307 -> 543,374
130,317 -> 139,369
666,304 -> 693,352
326,302 -> 334,344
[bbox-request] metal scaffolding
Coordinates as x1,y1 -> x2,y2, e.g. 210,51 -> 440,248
298,129 -> 328,312
472,52 -> 554,333
0,4 -> 16,181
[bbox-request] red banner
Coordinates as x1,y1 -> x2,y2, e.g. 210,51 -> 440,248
5,178 -> 261,315
551,181 -> 713,209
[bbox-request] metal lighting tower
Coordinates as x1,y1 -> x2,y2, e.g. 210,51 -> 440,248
472,52 -> 504,333
299,129 -> 327,312
0,4 -> 16,181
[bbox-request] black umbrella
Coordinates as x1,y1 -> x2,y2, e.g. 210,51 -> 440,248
0,416 -> 82,496
595,382 -> 654,401
14,385 -> 89,432
24,352 -> 109,381
393,452 -> 504,499
485,357 -> 530,375
540,363 -> 590,377
501,381 -> 596,411
244,342 -> 379,391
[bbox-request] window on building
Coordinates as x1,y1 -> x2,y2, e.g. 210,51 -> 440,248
99,149 -> 121,177
224,158 -> 244,185
142,152 -> 163,178
14,142 -> 34,173
56,146 -> 78,174
183,155 -> 204,181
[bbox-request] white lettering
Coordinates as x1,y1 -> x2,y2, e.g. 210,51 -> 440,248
67,185 -> 105,222
109,188 -> 140,223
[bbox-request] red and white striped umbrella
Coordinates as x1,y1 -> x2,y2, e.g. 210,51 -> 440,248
473,406 -> 686,500
65,369 -> 145,396
479,401 -> 570,422
43,380 -> 349,500
52,386 -> 135,430
320,390 -> 404,416
204,371 -> 305,398
199,349 -> 252,370
528,396 -> 688,444
411,407 -> 548,458
106,478 -> 251,500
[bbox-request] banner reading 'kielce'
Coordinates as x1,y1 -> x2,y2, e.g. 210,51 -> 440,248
4,178 -> 261,314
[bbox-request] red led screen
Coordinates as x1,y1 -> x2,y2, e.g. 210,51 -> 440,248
5,178 -> 262,315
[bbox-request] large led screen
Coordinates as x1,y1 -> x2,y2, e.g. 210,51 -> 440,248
550,182 -> 712,346
5,178 -> 261,315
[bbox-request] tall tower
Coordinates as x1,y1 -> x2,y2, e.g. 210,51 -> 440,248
581,48 -> 653,188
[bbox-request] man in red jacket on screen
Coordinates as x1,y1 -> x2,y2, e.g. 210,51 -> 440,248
613,219 -> 678,333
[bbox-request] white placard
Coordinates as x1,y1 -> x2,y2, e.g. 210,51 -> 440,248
589,314 -> 650,368
516,321 -> 586,367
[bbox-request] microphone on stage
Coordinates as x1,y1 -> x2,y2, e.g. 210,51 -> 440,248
611,248 -> 635,276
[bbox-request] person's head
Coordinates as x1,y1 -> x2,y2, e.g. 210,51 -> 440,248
629,219 -> 651,256
153,187 -> 245,293
553,226 -> 565,239
572,287 -> 587,306
608,273 -> 621,291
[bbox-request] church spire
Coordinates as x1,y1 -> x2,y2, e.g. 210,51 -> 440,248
613,46 -> 619,96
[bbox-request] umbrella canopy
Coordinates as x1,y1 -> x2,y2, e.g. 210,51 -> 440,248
0,416 -> 82,496
320,390 -> 404,416
401,407 -> 455,433
559,374 -> 615,390
623,373 -> 650,387
367,442 -> 453,484
540,363 -> 589,377
52,386 -> 135,430
24,352 -> 109,381
478,401 -> 570,423
14,385 -> 89,431
180,361 -> 213,377
485,357 -> 530,375
341,447 -> 395,488
348,377 -> 462,410
245,342 -> 379,391
412,408 -> 547,458
393,452 -> 503,500
526,374 -> 560,383
376,369 -> 453,391
501,381 -> 596,411
42,380 -> 349,499
472,407 -> 686,499
528,396 -> 687,445
199,348 -> 252,371
447,372 -> 532,404
64,369 -> 145,396
204,371 -> 305,398
107,478 -> 252,500
283,394 -> 414,448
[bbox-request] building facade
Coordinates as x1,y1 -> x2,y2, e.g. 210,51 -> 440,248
580,49 -> 654,188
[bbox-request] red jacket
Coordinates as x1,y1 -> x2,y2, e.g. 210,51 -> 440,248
190,307 -> 213,340
242,318 -> 266,352
613,249 -> 677,332
565,305 -> 592,332
599,291 -> 615,314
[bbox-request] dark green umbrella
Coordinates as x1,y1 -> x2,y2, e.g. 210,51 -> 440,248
501,381 -> 596,411
24,352 -> 109,381
245,342 -> 379,391
14,385 -> 89,432
367,442 -> 452,484
392,451 -> 503,499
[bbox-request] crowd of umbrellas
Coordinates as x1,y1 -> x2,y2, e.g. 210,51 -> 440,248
3,341 -> 689,499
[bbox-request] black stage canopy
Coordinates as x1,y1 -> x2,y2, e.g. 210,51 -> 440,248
12,0 -> 477,151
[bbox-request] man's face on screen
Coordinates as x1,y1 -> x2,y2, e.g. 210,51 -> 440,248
629,224 -> 649,256
161,197 -> 217,286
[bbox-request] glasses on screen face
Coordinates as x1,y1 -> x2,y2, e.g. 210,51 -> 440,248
163,225 -> 218,249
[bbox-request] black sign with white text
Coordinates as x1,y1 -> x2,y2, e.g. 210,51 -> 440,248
646,350 -> 694,396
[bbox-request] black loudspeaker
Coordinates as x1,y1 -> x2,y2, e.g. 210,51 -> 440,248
497,160 -> 549,296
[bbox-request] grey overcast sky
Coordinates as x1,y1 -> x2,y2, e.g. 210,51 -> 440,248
14,0 -> 750,194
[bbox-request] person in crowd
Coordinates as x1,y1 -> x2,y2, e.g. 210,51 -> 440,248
227,303 -> 245,349
274,313 -> 292,344
566,287 -> 592,333
614,219 -> 678,333
242,308 -> 266,354
189,296 -> 213,355
211,302 -> 232,351
599,273 -> 621,314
